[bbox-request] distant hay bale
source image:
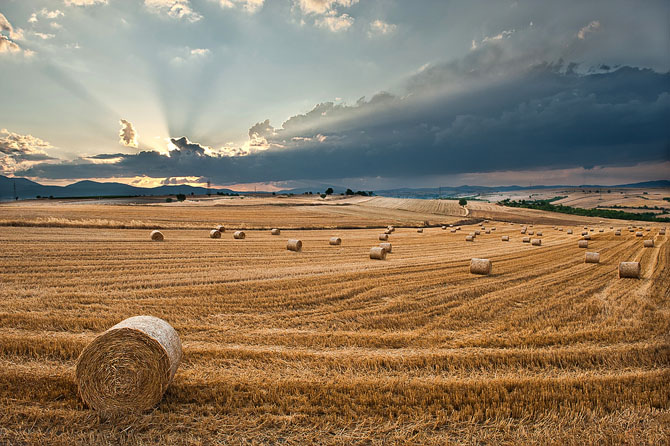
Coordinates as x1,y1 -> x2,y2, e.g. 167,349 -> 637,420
470,258 -> 492,275
585,252 -> 600,263
387,226 -> 395,233
609,226 -> 614,229
629,229 -> 635,232
643,240 -> 654,248
536,232 -> 543,236
527,230 -> 534,235
558,228 -> 563,231
465,235 -> 474,242
531,238 -> 542,246
233,231 -> 246,239
76,316 -> 182,414
271,228 -> 281,235
384,229 -> 392,235
450,229 -> 456,233
150,230 -> 164,242
329,237 -> 342,245
370,246 -> 386,260
287,239 -> 302,252
615,231 -> 621,236
417,228 -> 423,233
635,232 -> 643,237
441,226 -> 447,230
522,237 -> 530,243
581,231 -> 588,236
599,229 -> 604,232
209,229 -> 221,239
456,227 -> 461,231
475,230 -> 481,235
567,229 -> 573,234
380,242 -> 392,253
618,262 -> 640,279
501,235 -> 509,241
216,225 -> 225,233
645,227 -> 651,231
379,233 -> 389,241
578,240 -> 588,248
583,235 -> 591,240
468,232 -> 476,237
491,227 -> 496,231
484,220 -> 489,223
485,230 -> 491,234
660,229 -> 666,235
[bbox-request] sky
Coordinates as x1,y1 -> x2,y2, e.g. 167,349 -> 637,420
0,0 -> 669,191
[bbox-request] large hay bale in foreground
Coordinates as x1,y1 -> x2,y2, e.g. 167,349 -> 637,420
150,230 -> 164,242
501,235 -> 509,241
329,237 -> 342,245
216,225 -> 225,233
470,258 -> 492,275
370,246 -> 386,260
233,231 -> 245,239
209,229 -> 221,239
578,240 -> 588,248
531,238 -> 542,246
76,316 -> 182,414
379,233 -> 388,241
643,240 -> 654,248
271,228 -> 281,235
380,242 -> 392,253
287,239 -> 302,252
618,262 -> 640,278
585,252 -> 600,263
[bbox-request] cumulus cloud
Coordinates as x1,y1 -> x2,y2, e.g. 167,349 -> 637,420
39,9 -> 65,19
0,129 -> 56,175
578,21 -> 601,39
118,119 -> 139,148
294,0 -> 357,32
64,0 -> 108,6
368,19 -> 396,37
144,0 -> 202,22
0,35 -> 21,54
0,12 -> 24,41
170,47 -> 211,65
18,59 -> 670,184
315,12 -> 353,32
216,0 -> 265,13
34,32 -> 56,40
0,13 -> 29,56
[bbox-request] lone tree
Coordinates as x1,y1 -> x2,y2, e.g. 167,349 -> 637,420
325,187 -> 334,195
459,198 -> 467,206
345,188 -> 354,195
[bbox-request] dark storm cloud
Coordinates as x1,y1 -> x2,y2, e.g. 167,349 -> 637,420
17,56 -> 670,182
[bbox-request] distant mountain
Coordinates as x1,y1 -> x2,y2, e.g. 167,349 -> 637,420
0,175 -> 236,200
1,175 -> 668,201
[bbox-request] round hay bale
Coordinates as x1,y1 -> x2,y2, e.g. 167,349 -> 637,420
465,235 -> 474,242
583,235 -> 591,240
618,262 -> 640,278
484,220 -> 489,223
470,258 -> 491,275
150,230 -> 164,242
491,227 -> 496,231
635,232 -> 643,237
216,225 -> 225,233
567,229 -> 573,234
233,231 -> 246,239
441,226 -> 447,230
522,237 -> 530,243
209,229 -> 221,239
287,239 -> 302,252
370,246 -> 386,260
609,226 -> 614,230
581,231 -> 588,236
643,240 -> 654,248
76,316 -> 182,414
558,228 -> 563,231
379,233 -> 388,241
501,235 -> 509,241
387,226 -> 395,233
271,228 -> 281,235
380,242 -> 392,253
468,232 -> 476,237
450,229 -> 457,233
384,229 -> 392,235
474,230 -> 481,235
599,229 -> 604,233
456,227 -> 461,231
417,228 -> 423,233
329,237 -> 342,245
485,230 -> 491,234
660,229 -> 666,235
585,252 -> 600,263
531,238 -> 542,246
528,230 -> 534,235
578,240 -> 588,248
536,232 -> 543,236
615,231 -> 621,236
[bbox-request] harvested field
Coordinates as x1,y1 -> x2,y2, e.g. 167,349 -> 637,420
0,200 -> 668,445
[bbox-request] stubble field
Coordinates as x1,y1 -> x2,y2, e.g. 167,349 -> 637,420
0,197 -> 668,445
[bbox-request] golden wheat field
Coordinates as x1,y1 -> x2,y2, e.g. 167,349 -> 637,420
0,197 -> 668,445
